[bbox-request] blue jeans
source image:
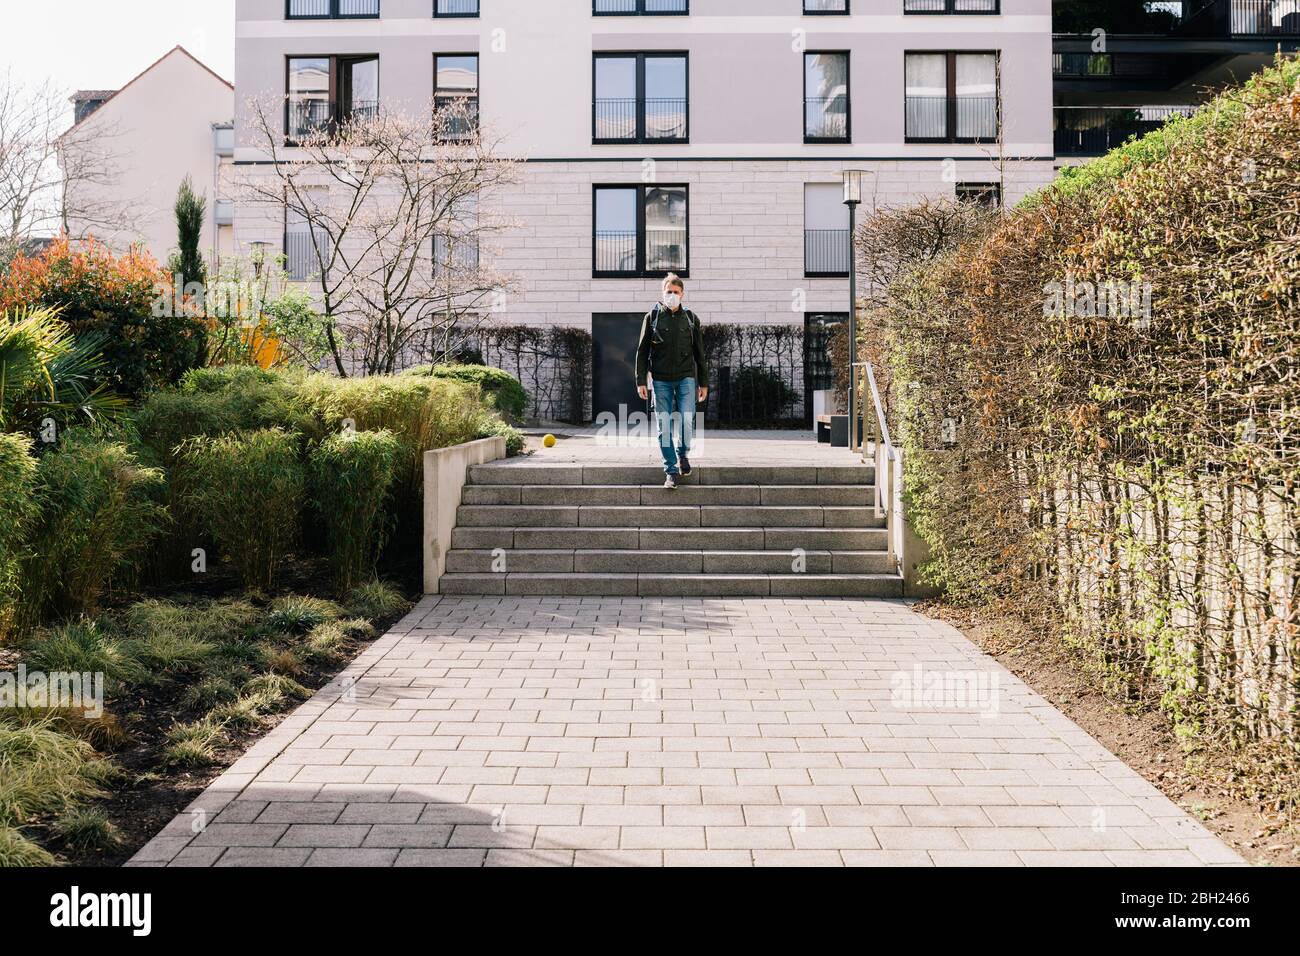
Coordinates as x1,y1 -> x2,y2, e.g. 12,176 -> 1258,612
651,377 -> 696,475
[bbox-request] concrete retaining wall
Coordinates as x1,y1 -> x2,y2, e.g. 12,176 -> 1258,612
423,436 -> 507,594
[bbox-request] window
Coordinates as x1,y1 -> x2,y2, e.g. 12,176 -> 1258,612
904,51 -> 997,143
593,185 -> 688,278
434,0 -> 478,16
804,184 -> 851,277
434,55 -> 479,140
956,182 -> 1001,207
287,0 -> 379,18
286,55 -> 379,141
804,0 -> 849,13
594,0 -> 688,14
593,54 -> 688,144
903,0 -> 998,13
804,52 -> 850,143
285,199 -> 330,281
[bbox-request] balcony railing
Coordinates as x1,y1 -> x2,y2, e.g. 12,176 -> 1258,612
593,98 -> 687,142
594,0 -> 689,13
804,229 -> 850,277
646,227 -> 687,272
1054,105 -> 1198,155
594,229 -> 686,274
904,0 -> 999,12
287,99 -> 379,140
905,95 -> 998,141
435,95 -> 479,140
595,230 -> 638,274
287,0 -> 380,17
285,229 -> 331,281
804,96 -> 849,141
1053,52 -> 1115,76
434,0 -> 479,16
434,235 -> 480,275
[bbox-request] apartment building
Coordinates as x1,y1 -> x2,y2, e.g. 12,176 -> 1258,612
232,0 -> 1055,420
59,46 -> 236,267
1053,0 -> 1300,160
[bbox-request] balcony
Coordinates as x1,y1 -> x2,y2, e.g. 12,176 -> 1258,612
804,230 -> 850,278
287,0 -> 380,18
214,200 -> 234,227
593,98 -> 687,143
1054,105 -> 1198,156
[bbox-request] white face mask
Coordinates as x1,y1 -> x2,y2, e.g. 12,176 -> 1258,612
662,292 -> 682,310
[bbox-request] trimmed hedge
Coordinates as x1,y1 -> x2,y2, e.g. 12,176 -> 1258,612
0,434 -> 38,635
309,430 -> 401,591
175,428 -> 305,590
886,60 -> 1300,798
407,363 -> 529,422
16,432 -> 166,628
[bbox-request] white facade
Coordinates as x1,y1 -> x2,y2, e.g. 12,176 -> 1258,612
232,0 -> 1056,414
59,47 -> 235,268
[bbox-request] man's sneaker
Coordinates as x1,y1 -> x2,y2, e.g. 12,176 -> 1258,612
679,455 -> 692,476
664,474 -> 677,489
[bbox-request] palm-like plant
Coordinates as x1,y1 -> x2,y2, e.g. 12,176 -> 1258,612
0,306 -> 126,433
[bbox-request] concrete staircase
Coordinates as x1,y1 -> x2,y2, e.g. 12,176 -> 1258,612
438,462 -> 904,597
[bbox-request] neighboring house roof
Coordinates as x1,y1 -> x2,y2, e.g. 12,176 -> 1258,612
58,46 -> 233,140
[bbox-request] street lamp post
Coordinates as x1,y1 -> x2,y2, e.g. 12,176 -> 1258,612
842,169 -> 866,453
249,240 -> 269,279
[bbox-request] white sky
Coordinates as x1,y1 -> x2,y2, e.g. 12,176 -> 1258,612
0,0 -> 235,124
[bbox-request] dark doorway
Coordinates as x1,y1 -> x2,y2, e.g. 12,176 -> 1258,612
804,312 -> 845,426
592,313 -> 647,420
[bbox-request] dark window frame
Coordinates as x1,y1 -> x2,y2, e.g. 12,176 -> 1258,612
286,0 -> 381,19
592,52 -> 690,145
955,181 -> 1003,207
803,0 -> 850,14
434,53 -> 480,140
592,183 -> 690,280
433,0 -> 480,17
803,50 -> 852,144
903,49 -> 1000,145
284,54 -> 380,144
593,0 -> 689,15
902,0 -> 999,14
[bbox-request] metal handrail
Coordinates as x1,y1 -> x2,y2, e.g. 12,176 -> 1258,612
854,361 -> 903,576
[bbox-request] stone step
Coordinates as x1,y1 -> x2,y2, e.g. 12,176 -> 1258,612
467,464 -> 875,487
444,549 -> 898,575
460,484 -> 874,507
449,526 -> 888,551
438,572 -> 904,598
454,504 -> 885,529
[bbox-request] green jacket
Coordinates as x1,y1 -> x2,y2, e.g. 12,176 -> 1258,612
635,306 -> 708,389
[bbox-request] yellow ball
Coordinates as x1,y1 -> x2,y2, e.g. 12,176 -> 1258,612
542,434 -> 557,448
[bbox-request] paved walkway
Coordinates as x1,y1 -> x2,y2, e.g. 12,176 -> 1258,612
132,596 -> 1242,867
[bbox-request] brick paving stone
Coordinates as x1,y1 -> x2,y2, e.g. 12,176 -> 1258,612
132,596 -> 1244,868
